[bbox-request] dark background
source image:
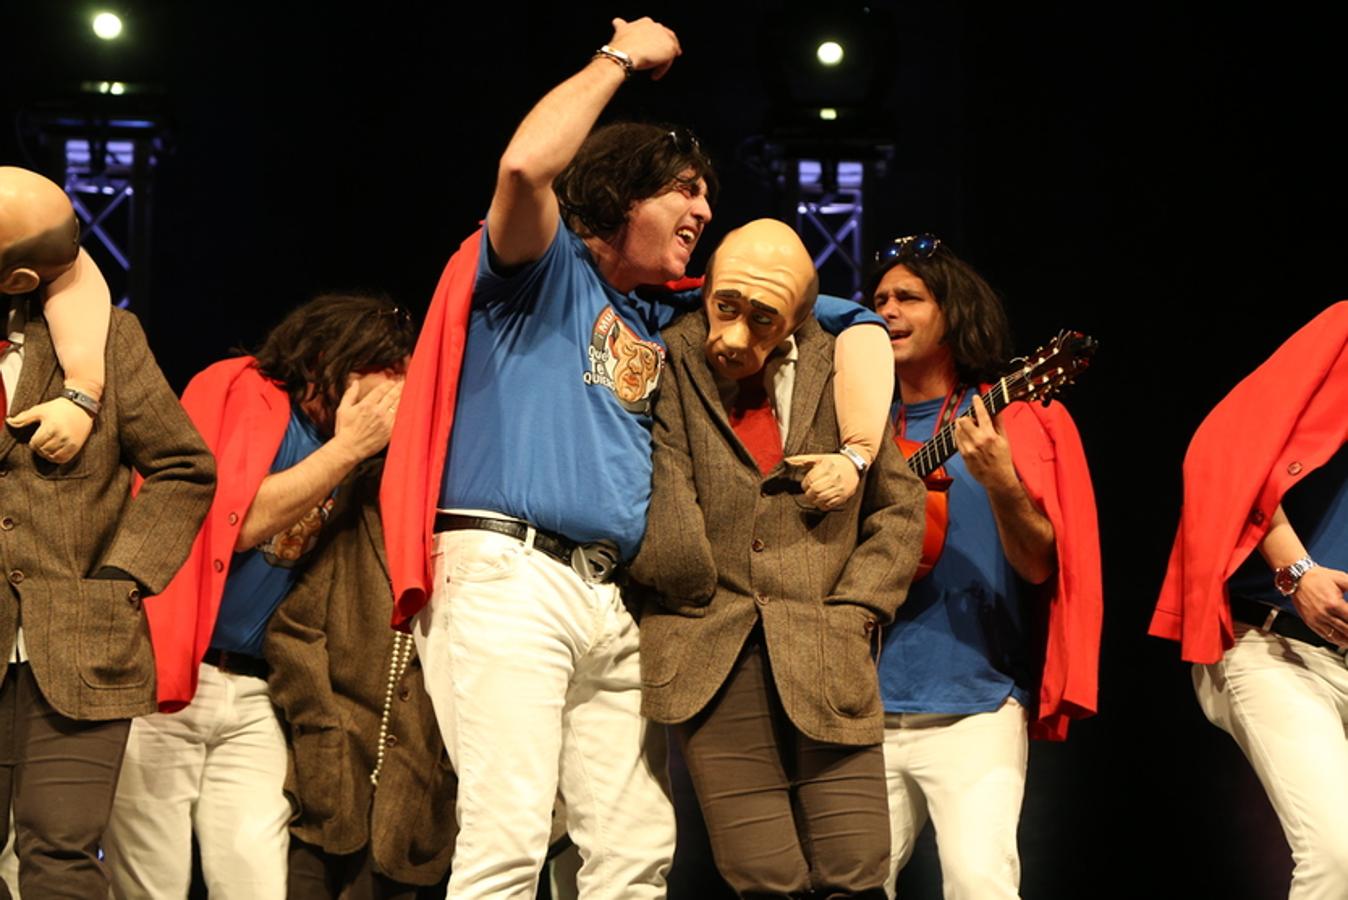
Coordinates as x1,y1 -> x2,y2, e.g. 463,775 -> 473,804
4,2 -> 1344,897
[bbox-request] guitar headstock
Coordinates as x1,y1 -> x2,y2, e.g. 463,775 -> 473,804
1007,330 -> 1097,406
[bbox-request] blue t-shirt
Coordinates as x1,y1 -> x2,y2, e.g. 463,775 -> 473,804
1228,442 -> 1348,616
439,221 -> 884,560
878,393 -> 1034,714
210,407 -> 331,657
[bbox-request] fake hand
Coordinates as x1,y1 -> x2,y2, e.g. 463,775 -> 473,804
6,397 -> 94,464
609,17 -> 682,79
953,394 -> 1019,493
785,452 -> 861,511
1291,567 -> 1348,648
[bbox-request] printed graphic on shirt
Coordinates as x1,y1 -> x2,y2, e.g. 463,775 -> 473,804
258,496 -> 336,567
583,306 -> 664,415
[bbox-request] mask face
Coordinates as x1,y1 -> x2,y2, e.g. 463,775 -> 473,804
702,219 -> 815,380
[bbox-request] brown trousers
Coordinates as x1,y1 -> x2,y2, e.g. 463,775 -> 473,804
0,662 -> 130,899
287,836 -> 424,900
674,636 -> 890,899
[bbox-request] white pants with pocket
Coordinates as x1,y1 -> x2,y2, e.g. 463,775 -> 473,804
413,528 -> 674,900
882,697 -> 1028,899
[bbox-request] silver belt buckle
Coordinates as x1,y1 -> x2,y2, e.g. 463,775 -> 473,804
570,541 -> 621,584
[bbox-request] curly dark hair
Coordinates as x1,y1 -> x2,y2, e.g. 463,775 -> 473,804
250,291 -> 416,415
554,122 -> 719,241
864,242 -> 1013,387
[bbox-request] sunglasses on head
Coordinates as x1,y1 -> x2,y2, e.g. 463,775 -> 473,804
666,128 -> 702,156
373,305 -> 414,330
874,233 -> 942,265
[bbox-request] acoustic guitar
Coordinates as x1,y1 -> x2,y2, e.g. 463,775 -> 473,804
898,330 -> 1097,579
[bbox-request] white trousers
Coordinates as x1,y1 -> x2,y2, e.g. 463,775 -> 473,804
1195,622 -> 1348,900
882,698 -> 1028,900
104,661 -> 289,900
413,529 -> 675,900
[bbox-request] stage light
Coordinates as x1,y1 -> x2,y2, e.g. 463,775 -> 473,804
816,41 -> 844,66
109,81 -> 126,95
92,11 -> 124,40
819,108 -> 838,121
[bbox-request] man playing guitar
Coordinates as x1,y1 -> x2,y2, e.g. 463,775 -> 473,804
870,234 -> 1102,899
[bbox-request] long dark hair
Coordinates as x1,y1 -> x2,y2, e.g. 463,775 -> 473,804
554,122 -> 718,241
865,244 -> 1012,387
250,291 -> 415,413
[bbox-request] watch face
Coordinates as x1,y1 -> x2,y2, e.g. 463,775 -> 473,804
1275,569 -> 1298,595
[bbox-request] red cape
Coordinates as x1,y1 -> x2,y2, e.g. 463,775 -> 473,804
1003,400 -> 1103,741
145,357 -> 291,711
381,230 -> 480,629
1151,301 -> 1348,663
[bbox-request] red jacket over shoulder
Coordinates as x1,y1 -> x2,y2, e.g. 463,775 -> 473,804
145,358 -> 290,711
379,228 -> 705,630
1151,302 -> 1348,663
381,230 -> 480,629
1002,400 -> 1103,740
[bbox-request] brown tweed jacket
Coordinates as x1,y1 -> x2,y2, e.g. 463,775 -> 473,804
0,305 -> 216,721
265,459 -> 455,886
631,312 -> 926,746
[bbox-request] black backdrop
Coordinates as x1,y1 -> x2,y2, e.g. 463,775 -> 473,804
5,3 -> 1345,897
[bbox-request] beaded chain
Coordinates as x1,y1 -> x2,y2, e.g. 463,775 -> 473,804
370,632 -> 415,786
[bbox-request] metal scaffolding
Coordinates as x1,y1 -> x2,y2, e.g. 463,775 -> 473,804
19,107 -> 165,318
742,137 -> 894,302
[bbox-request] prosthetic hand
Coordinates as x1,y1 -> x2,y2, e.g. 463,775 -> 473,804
6,396 -> 94,463
1,168 -> 110,463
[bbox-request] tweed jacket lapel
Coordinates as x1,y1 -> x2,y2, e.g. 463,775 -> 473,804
674,317 -> 762,474
674,313 -> 832,472
0,310 -> 59,465
781,316 -> 829,459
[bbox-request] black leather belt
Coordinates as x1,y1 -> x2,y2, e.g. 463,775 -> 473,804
434,513 -> 624,584
203,647 -> 270,679
1230,595 -> 1343,653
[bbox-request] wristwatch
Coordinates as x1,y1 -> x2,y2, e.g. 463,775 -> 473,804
1274,557 -> 1317,596
593,45 -> 634,77
837,444 -> 869,475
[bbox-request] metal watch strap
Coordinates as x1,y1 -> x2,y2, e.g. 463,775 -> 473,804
838,444 -> 869,474
593,45 -> 633,77
1275,557 -> 1317,596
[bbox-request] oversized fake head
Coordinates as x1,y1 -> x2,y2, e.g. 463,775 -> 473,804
0,167 -> 81,296
703,218 -> 818,381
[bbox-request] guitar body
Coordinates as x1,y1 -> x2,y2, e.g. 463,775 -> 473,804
897,434 -> 951,581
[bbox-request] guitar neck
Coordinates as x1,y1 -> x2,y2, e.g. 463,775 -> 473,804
905,376 -> 1022,479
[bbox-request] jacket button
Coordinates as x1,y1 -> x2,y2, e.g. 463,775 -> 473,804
863,619 -> 876,634
385,734 -> 398,748
1288,461 -> 1304,476
1250,508 -> 1265,526
228,512 -> 239,525
0,516 -> 14,531
751,539 -> 765,552
127,588 -> 142,609
398,686 -> 411,702
7,570 -> 23,585
0,467 -> 8,477
755,592 -> 769,606
213,559 -> 224,573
